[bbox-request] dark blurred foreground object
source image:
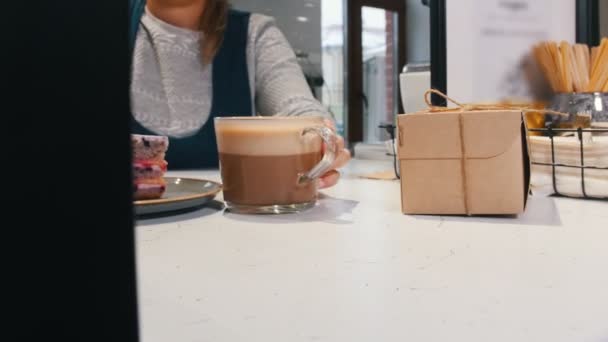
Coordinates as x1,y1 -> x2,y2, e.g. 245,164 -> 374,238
3,1 -> 138,341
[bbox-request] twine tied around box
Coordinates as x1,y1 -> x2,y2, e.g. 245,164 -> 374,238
396,89 -> 569,215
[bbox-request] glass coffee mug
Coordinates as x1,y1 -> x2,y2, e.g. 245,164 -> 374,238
215,116 -> 338,214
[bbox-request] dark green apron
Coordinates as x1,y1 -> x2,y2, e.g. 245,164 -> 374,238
129,1 -> 253,169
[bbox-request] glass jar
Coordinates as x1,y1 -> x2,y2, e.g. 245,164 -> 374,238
547,92 -> 608,124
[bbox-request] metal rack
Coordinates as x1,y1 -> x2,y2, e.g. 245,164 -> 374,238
379,123 -> 400,179
528,126 -> 608,200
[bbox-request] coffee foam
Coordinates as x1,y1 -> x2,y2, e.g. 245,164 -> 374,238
215,117 -> 324,156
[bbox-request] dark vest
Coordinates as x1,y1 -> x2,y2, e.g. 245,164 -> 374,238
129,0 -> 253,169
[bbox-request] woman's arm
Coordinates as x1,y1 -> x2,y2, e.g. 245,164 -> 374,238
249,14 -> 332,119
247,14 -> 349,188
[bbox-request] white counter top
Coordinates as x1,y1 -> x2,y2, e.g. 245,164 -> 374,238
137,160 -> 608,342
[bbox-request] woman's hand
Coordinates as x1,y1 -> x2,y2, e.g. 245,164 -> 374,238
319,119 -> 351,189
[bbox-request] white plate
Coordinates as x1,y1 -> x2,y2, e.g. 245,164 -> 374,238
134,177 -> 222,216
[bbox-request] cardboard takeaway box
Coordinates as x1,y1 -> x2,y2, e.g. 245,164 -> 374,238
396,109 -> 531,216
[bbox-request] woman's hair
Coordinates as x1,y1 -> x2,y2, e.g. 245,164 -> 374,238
199,0 -> 229,64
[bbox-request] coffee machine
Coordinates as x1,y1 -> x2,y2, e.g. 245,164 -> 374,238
399,63 -> 430,113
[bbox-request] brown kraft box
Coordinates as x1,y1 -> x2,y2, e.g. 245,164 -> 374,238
396,108 -> 531,216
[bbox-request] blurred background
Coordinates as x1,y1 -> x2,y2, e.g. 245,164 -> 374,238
231,0 -> 608,150
231,0 -> 430,144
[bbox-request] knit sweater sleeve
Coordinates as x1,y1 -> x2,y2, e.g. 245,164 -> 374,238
247,14 -> 333,120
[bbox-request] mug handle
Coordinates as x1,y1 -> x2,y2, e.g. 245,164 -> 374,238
298,125 -> 338,184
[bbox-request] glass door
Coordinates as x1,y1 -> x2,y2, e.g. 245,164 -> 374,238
361,6 -> 400,143
347,0 -> 406,144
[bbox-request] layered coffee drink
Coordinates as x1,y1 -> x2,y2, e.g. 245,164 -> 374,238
215,117 -> 337,214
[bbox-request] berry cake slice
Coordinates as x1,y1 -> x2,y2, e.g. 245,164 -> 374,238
132,134 -> 169,161
133,178 -> 167,201
132,134 -> 169,200
133,160 -> 168,179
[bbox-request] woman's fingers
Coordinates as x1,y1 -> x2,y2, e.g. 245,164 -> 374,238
318,170 -> 340,189
318,119 -> 350,189
324,118 -> 336,131
336,134 -> 345,151
332,147 -> 351,169
318,148 -> 350,189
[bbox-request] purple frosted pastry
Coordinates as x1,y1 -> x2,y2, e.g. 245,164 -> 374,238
131,134 -> 169,162
131,134 -> 169,200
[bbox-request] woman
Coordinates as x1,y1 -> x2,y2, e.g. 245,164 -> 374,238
128,0 -> 350,188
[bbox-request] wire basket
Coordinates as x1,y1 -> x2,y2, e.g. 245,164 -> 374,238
528,125 -> 608,200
